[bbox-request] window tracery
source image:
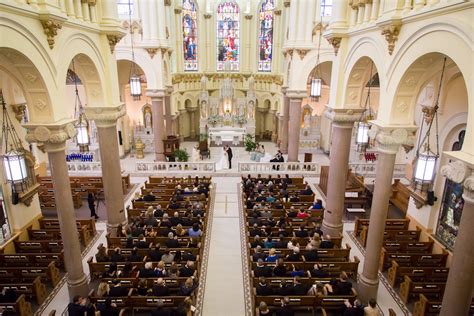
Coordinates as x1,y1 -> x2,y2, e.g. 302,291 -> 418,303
217,0 -> 240,71
258,0 -> 274,72
183,0 -> 198,71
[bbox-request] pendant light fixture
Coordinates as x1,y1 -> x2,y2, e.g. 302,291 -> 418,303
128,0 -> 141,100
310,13 -> 324,101
0,90 -> 28,194
413,57 -> 446,192
72,60 -> 90,152
355,62 -> 374,152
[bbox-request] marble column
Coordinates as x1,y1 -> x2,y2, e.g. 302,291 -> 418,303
86,105 -> 127,235
24,120 -> 89,299
189,109 -> 196,138
287,90 -> 306,162
164,93 -> 173,137
147,90 -> 166,161
280,88 -> 289,154
358,126 -> 410,301
440,160 -> 474,316
322,108 -> 362,236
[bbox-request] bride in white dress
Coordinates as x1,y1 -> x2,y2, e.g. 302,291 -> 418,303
216,146 -> 229,170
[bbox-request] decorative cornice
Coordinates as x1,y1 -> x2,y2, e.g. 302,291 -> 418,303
23,119 -> 77,152
106,33 -> 125,53
203,13 -> 212,19
146,88 -> 167,99
296,49 -> 310,60
245,14 -> 253,20
381,24 -> 401,55
164,0 -> 171,5
40,18 -> 64,49
324,107 -> 365,126
171,73 -> 283,86
85,104 -> 126,128
286,90 -> 307,99
274,9 -> 282,15
174,7 -> 182,14
326,37 -> 342,56
283,0 -> 291,8
87,0 -> 96,6
145,48 -> 159,59
10,103 -> 26,122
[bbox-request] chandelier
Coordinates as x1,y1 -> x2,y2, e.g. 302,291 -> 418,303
128,0 -> 141,100
355,62 -> 374,152
413,57 -> 446,192
310,15 -> 324,102
0,90 -> 28,194
72,60 -> 90,152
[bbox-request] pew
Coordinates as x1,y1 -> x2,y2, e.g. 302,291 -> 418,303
399,275 -> 446,304
360,228 -> 421,248
39,218 -> 97,236
106,234 -> 201,248
390,179 -> 410,214
13,239 -> 63,253
387,260 -> 449,287
259,246 -> 351,262
0,251 -> 64,267
382,241 -> 433,253
379,248 -> 448,271
413,294 -> 474,316
0,261 -> 61,286
28,227 -> 91,246
0,294 -> 33,316
0,276 -> 47,305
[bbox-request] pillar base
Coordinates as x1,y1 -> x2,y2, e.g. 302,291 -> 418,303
67,275 -> 89,300
322,218 -> 343,237
358,274 -> 379,302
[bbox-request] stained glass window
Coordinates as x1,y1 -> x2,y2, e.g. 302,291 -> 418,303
183,0 -> 198,71
216,0 -> 240,72
436,130 -> 465,250
258,0 -> 274,72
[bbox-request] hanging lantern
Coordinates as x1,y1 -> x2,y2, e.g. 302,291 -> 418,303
75,113 -> 90,152
3,149 -> 27,183
310,78 -> 322,101
413,149 -> 438,192
356,121 -> 370,149
129,75 -> 142,100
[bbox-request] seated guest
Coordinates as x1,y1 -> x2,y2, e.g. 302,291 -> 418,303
151,299 -> 172,316
266,194 -> 276,203
145,212 -> 158,227
265,248 -> 278,262
275,280 -> 293,296
302,247 -> 318,262
343,299 -> 364,316
119,262 -> 134,278
179,260 -> 195,277
255,193 -> 266,202
258,302 -> 273,316
286,207 -> 298,218
364,298 -> 380,316
289,264 -> 306,277
178,277 -> 198,296
103,262 -> 118,278
309,199 -> 323,210
287,237 -> 299,250
96,298 -> 120,316
301,184 -> 314,195
188,223 -> 202,237
261,208 -> 272,218
154,205 -> 164,217
149,244 -> 163,261
109,279 -> 128,297
170,212 -> 182,226
307,282 -> 325,297
292,276 -> 308,295
263,237 -> 275,249
143,192 -> 156,201
165,232 -> 180,248
286,247 -> 303,262
68,295 -> 95,316
174,224 -> 187,237
136,234 -> 150,248
152,278 -> 169,296
310,263 -> 330,278
251,235 -> 264,248
274,200 -> 283,209
283,174 -> 292,185
174,297 -> 193,316
313,224 -> 324,238
250,224 -> 263,237
128,247 -> 143,262
168,199 -> 180,209
289,194 -> 300,202
139,261 -> 157,278
160,249 -> 175,264
96,244 -> 109,262
254,259 -> 272,277
325,272 -> 352,295
296,209 -> 310,220
272,259 -> 288,277
276,296 -> 294,316
273,236 -> 287,249
249,214 -> 261,226
253,246 -> 267,262
295,225 -> 309,237
135,278 -> 149,296
256,277 -> 274,296
97,280 -> 110,297
110,248 -> 124,262
320,235 -> 335,249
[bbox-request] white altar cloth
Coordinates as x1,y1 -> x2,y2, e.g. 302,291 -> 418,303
209,127 -> 245,144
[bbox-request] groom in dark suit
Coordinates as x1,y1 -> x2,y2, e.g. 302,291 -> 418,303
226,145 -> 233,169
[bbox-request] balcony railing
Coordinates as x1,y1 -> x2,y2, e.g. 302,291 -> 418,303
135,162 -> 217,173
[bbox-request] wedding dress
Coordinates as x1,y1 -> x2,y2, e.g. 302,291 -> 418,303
216,149 -> 229,170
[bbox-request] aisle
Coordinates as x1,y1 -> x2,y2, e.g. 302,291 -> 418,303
201,177 -> 247,315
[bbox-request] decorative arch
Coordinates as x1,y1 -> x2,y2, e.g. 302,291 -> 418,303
182,0 -> 198,71
257,0 -> 274,72
116,48 -> 158,88
343,56 -> 380,110
216,0 -> 240,71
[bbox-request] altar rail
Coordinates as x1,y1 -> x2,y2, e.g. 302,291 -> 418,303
135,162 -> 216,173
350,163 -> 406,179
238,162 -> 321,173
66,161 -> 102,173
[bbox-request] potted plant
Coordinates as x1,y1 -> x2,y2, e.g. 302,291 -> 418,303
244,133 -> 256,152
173,149 -> 190,162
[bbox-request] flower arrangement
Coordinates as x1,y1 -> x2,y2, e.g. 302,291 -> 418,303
207,115 -> 220,126
234,115 -> 247,126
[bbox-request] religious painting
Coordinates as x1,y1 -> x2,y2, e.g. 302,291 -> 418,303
142,104 -> 153,130
183,0 -> 198,71
258,0 -> 274,72
436,130 -> 465,250
216,0 -> 240,72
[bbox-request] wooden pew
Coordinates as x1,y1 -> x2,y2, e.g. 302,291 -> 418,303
0,276 -> 47,305
0,294 -> 33,316
0,252 -> 64,267
259,245 -> 351,262
379,248 -> 448,271
255,296 -> 316,314
354,218 -> 410,237
399,275 -> 446,304
0,261 -> 61,286
106,234 -> 201,248
39,218 -> 97,236
360,228 -> 421,248
248,236 -> 343,249
390,179 -> 409,214
105,247 -> 200,258
413,294 -> 474,316
28,226 -> 91,246
387,261 -> 449,287
382,241 -> 433,253
13,239 -> 63,253
89,294 -> 188,310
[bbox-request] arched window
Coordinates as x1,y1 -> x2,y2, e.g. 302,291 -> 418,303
217,0 -> 240,71
436,130 -> 465,249
183,0 -> 198,71
258,0 -> 274,72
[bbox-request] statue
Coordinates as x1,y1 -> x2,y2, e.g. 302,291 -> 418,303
200,75 -> 207,91
238,101 -> 245,116
210,101 -> 219,116
200,100 -> 208,119
145,111 -> 152,129
304,113 -> 311,130
248,100 -> 255,119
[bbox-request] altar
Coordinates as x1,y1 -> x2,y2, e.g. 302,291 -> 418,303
209,127 -> 246,145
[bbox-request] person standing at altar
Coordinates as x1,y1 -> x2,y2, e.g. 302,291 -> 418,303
226,145 -> 233,169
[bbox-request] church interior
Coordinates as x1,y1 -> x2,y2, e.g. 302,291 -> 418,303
0,0 -> 472,315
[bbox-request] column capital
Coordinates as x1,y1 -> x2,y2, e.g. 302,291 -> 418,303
369,121 -> 417,154
281,86 -> 288,94
440,159 -> 474,201
324,107 -> 365,126
85,104 -> 126,128
165,85 -> 174,95
146,88 -> 166,99
23,119 -> 76,152
286,90 -> 307,99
